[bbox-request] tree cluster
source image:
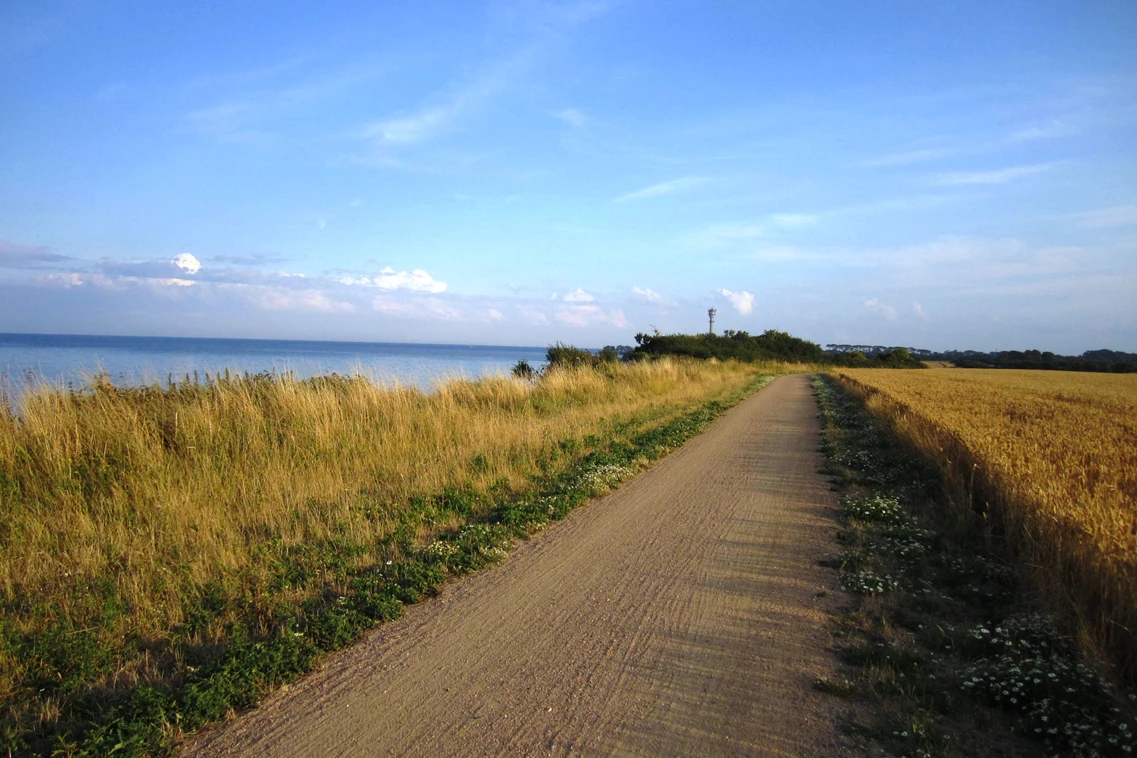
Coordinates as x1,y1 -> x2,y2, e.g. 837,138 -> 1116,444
630,329 -> 826,363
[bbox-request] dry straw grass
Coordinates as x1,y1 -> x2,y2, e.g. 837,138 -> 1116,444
0,358 -> 771,737
832,368 -> 1137,684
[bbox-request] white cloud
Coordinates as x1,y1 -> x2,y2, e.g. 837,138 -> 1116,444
718,288 -> 755,315
632,285 -> 662,302
611,308 -> 629,328
172,253 -> 201,275
563,288 -> 594,302
933,162 -> 1059,186
913,302 -> 927,319
339,267 -> 446,293
615,176 -> 714,203
552,108 -> 586,128
1071,205 -> 1137,228
864,298 -> 897,320
487,308 -> 504,321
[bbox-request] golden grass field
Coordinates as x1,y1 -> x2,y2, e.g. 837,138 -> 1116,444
0,358 -> 778,747
832,368 -> 1137,683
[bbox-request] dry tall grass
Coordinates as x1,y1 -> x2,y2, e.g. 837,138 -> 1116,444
0,359 -> 772,740
832,368 -> 1137,683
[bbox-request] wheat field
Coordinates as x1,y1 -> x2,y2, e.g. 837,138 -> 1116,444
832,368 -> 1137,683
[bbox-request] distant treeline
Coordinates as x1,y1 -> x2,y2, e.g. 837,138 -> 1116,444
628,330 -> 926,368
609,334 -> 1137,373
826,344 -> 1137,373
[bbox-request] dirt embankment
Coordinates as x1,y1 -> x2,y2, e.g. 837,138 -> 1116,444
184,374 -> 847,757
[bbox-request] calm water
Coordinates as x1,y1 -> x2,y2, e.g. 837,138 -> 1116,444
0,333 -> 548,397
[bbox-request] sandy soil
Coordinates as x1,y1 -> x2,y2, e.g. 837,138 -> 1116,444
183,374 -> 848,757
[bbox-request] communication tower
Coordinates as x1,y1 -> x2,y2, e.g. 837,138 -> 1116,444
708,308 -> 717,336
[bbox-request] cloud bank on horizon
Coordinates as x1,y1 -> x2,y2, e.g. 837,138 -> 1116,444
0,1 -> 1135,352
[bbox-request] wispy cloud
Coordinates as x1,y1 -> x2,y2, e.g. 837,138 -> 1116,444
554,304 -> 626,328
615,176 -> 714,203
0,239 -> 72,269
1008,120 -> 1074,142
256,289 -> 356,313
860,147 -> 958,168
695,223 -> 766,244
748,247 -> 815,263
181,59 -> 396,145
685,214 -> 818,250
861,118 -> 1074,170
552,108 -> 587,128
371,295 -> 463,320
99,254 -> 204,284
864,297 -> 897,319
632,285 -> 662,302
365,106 -> 453,145
718,288 -> 755,315
1070,205 -> 1137,228
768,213 -> 817,229
209,252 -> 290,266
932,162 -> 1060,186
364,50 -> 534,148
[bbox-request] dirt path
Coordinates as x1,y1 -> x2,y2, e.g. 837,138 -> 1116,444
184,374 -> 847,757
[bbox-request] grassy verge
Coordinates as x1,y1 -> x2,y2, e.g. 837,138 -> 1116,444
812,375 -> 1135,757
1,360 -> 776,756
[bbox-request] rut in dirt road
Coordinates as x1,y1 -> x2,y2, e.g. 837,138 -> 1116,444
184,374 -> 846,757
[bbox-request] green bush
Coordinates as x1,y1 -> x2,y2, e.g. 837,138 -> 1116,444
546,343 -> 598,369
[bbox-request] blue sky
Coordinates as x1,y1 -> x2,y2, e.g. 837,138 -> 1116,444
1,1 -> 1135,352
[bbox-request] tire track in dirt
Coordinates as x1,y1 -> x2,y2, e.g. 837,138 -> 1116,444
184,374 -> 846,757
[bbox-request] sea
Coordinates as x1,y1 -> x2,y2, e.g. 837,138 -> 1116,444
0,333 -> 549,398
